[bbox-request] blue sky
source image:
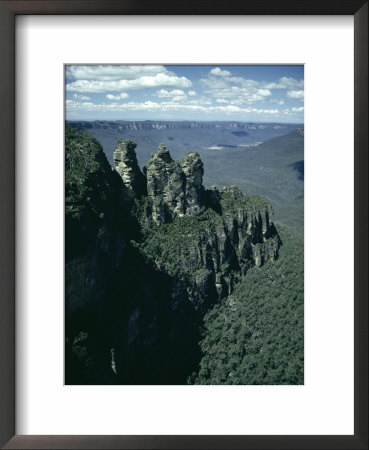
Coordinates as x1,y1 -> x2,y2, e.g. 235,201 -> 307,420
65,65 -> 304,123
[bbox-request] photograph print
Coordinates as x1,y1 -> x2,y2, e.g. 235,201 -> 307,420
65,65 -> 304,385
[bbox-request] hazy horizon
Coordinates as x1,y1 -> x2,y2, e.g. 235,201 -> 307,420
66,118 -> 304,125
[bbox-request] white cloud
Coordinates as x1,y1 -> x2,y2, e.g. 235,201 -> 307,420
199,76 -> 229,91
207,86 -> 272,104
265,77 -> 304,90
188,90 -> 197,96
256,89 -> 271,97
216,98 -> 228,103
66,99 -> 281,116
66,65 -> 166,81
210,67 -> 231,77
66,72 -> 192,93
200,74 -> 282,105
156,89 -> 187,98
186,97 -> 213,106
287,90 -> 304,99
106,92 -> 129,100
155,89 -> 170,98
283,106 -> 304,115
214,105 -> 241,112
232,78 -> 262,89
72,93 -> 91,101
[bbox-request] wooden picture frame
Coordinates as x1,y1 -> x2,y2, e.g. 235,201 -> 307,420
0,1 -> 367,448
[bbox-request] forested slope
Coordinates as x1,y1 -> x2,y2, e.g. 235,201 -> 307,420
191,225 -> 304,385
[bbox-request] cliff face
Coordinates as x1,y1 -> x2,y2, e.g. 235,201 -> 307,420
65,127 -> 129,317
66,131 -> 280,384
136,185 -> 279,313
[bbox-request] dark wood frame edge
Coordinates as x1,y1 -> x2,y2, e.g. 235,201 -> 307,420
0,1 -> 367,449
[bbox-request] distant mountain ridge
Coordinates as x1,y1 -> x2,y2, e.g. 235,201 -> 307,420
67,119 -> 300,132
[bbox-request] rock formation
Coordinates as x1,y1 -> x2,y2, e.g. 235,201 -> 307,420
112,139 -> 279,308
181,152 -> 205,216
144,144 -> 204,224
144,144 -> 186,223
113,138 -> 146,199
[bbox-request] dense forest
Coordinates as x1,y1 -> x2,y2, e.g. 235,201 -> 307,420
191,225 -> 303,385
65,125 -> 304,385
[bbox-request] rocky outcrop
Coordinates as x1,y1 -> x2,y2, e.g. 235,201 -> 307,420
181,152 -> 205,216
144,144 -> 205,224
113,138 -> 146,199
144,144 -> 186,223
